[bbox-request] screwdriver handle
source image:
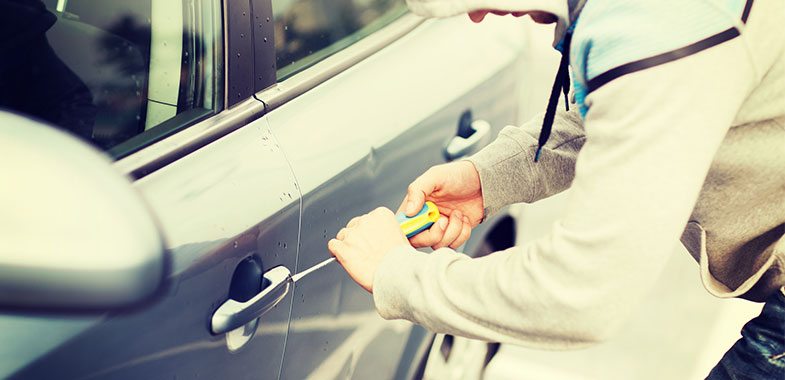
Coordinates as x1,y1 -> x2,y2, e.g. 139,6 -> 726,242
396,201 -> 440,238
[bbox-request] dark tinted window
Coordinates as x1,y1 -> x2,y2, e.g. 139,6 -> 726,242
0,0 -> 222,158
272,0 -> 407,80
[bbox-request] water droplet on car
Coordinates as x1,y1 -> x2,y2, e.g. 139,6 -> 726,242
233,241 -> 238,248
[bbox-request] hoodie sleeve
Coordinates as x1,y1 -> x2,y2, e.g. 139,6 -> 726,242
467,105 -> 585,219
372,27 -> 755,348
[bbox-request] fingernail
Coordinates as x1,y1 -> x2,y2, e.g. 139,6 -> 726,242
454,210 -> 462,219
438,218 -> 448,229
407,201 -> 415,214
463,216 -> 470,224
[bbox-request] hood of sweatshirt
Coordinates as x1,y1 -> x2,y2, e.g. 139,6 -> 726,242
406,0 -> 586,46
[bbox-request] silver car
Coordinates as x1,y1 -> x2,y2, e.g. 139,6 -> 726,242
0,0 -> 528,378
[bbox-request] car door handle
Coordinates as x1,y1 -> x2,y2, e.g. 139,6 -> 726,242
443,119 -> 491,161
211,265 -> 292,335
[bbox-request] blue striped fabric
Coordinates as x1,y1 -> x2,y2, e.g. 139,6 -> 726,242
569,0 -> 748,117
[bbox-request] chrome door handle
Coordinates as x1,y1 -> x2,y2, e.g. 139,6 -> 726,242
211,265 -> 292,335
444,119 -> 491,161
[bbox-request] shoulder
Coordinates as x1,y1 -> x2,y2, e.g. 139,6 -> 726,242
571,0 -> 752,94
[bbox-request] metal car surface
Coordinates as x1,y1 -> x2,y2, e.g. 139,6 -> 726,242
0,0 -> 529,379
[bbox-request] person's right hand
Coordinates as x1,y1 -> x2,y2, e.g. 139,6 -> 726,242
398,161 -> 484,250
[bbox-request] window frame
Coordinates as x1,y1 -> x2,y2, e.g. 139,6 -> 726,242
115,0 -> 420,179
255,9 -> 422,112
115,0 -> 256,179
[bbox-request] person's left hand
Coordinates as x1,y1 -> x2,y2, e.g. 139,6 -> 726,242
328,207 -> 409,293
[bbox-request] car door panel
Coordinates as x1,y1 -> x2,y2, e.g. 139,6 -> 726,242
3,0 -> 303,379
7,112 -> 299,380
264,15 -> 526,380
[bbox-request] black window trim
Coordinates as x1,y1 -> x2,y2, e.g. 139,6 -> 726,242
115,2 -> 422,180
255,12 -> 423,113
116,0 -> 260,179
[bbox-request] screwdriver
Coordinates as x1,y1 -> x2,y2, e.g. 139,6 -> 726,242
291,202 -> 440,282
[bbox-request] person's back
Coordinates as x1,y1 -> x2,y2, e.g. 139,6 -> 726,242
681,0 -> 785,302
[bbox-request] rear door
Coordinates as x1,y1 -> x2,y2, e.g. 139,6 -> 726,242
257,3 -> 528,378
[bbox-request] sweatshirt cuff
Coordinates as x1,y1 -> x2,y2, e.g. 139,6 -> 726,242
372,244 -> 427,321
467,132 -> 535,219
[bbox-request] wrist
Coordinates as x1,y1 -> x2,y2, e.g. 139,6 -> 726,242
458,159 -> 482,193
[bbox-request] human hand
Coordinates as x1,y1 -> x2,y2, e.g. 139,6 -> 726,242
328,207 -> 409,293
398,161 -> 484,250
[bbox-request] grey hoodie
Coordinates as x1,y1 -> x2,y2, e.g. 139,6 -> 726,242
373,0 -> 785,348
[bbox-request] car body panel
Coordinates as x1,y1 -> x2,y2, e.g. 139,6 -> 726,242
265,15 -> 526,379
6,114 -> 299,380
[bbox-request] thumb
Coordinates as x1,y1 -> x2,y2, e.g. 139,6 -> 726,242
405,172 -> 437,216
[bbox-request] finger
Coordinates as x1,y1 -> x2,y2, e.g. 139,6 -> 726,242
337,227 -> 348,240
371,206 -> 393,216
328,239 -> 343,257
347,216 -> 361,228
406,172 -> 438,216
449,216 -> 472,249
434,211 -> 463,250
408,215 -> 448,248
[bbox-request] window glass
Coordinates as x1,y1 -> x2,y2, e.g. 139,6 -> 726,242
0,0 -> 222,158
272,0 -> 407,80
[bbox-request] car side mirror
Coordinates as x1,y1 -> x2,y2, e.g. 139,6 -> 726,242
0,111 -> 166,311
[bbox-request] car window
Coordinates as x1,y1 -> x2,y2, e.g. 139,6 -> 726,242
272,0 -> 407,80
0,0 -> 222,159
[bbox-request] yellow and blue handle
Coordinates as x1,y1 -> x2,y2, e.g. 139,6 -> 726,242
396,201 -> 440,238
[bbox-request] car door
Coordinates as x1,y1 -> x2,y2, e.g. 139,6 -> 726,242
255,1 -> 528,378
1,0 -> 298,379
